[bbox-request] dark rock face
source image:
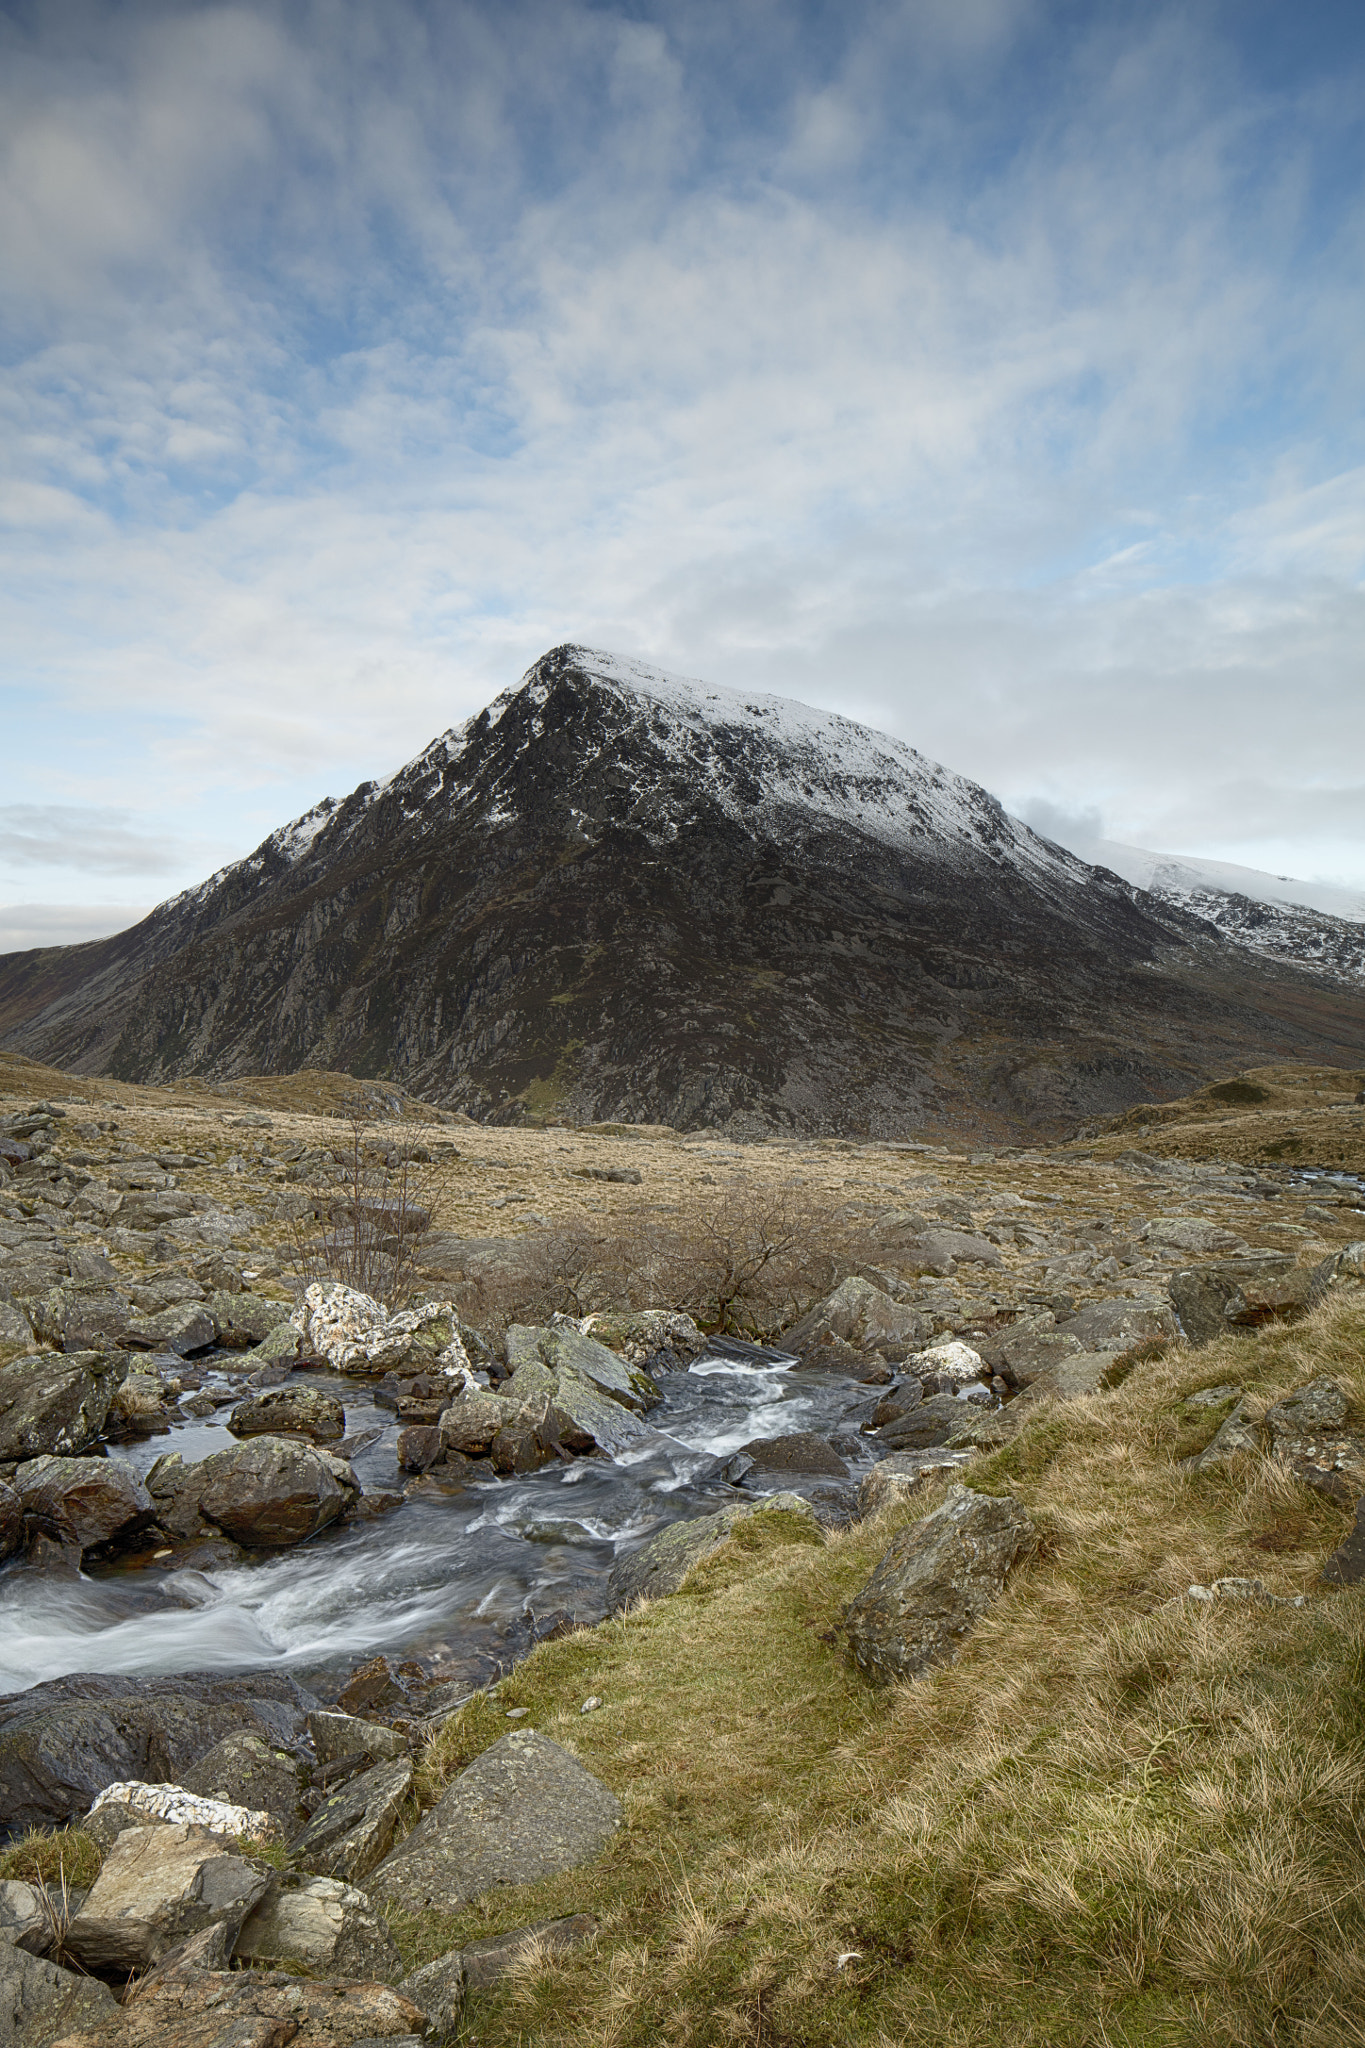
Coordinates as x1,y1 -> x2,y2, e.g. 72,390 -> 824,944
3,646 -> 1362,1137
1170,1254 -> 1306,1344
0,1670 -> 317,1830
227,1385 -> 345,1442
12,1455 -> 155,1557
196,1437 -> 357,1547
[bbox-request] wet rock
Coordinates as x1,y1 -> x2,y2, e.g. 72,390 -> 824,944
65,1821 -> 272,1973
13,1454 -> 155,1556
606,1491 -> 820,1612
234,1873 -> 403,1981
197,1436 -> 359,1547
25,1281 -> 133,1352
182,1729 -> 305,1830
107,1369 -> 177,1435
228,1385 -> 346,1442
842,1483 -> 1033,1684
1321,1498 -> 1365,1586
0,1670 -> 317,1831
307,1711 -> 409,1768
0,1939 -> 118,2044
875,1392 -> 975,1450
729,1432 -> 847,1478
369,1729 -> 621,1913
122,1302 -> 217,1355
397,1422 -> 446,1471
1170,1254 -> 1306,1344
858,1448 -> 976,1515
783,1277 -> 931,1365
869,1378 -> 923,1427
287,1756 -> 413,1882
462,1912 -> 597,1990
0,1350 -> 126,1460
337,1656 -> 408,1718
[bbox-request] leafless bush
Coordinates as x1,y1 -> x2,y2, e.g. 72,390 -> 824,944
287,1103 -> 451,1311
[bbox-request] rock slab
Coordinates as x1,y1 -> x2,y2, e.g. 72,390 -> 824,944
842,1483 -> 1033,1684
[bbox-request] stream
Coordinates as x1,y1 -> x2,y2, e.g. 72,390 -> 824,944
0,1349 -> 881,1697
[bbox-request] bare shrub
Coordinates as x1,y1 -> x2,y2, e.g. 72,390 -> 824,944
287,1103 -> 452,1312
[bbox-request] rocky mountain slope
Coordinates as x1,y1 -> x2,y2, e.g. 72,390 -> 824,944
2,646 -> 1364,1138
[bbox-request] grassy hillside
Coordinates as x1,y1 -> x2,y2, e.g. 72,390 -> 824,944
378,1290 -> 1365,2047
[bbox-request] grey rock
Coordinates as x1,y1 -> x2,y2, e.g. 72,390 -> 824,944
399,1947 -> 465,2042
0,1350 -> 127,1462
234,1874 -> 403,1981
729,1431 -> 846,1478
1307,1240 -> 1365,1309
287,1756 -> 413,1882
876,1391 -> 974,1450
0,1298 -> 33,1349
783,1276 -> 931,1365
842,1482 -> 1033,1684
24,1281 -> 133,1352
984,1328 -> 1082,1388
438,1385 -> 520,1455
918,1230 -> 1002,1270
0,1938 -> 118,2045
858,1449 -> 976,1515
228,1385 -> 346,1443
0,1669 -> 317,1831
121,1302 -> 217,1356
1321,1498 -> 1365,1586
1190,1399 -> 1261,1470
65,1821 -> 272,1973
1266,1379 -> 1349,1440
463,1912 -> 597,1990
606,1491 -> 820,1612
0,1879 -> 52,1957
13,1454 -> 155,1556
128,1272 -> 206,1314
507,1321 -> 659,1411
368,1729 -> 621,1913
197,1436 -> 358,1548
207,1290 -> 294,1348
0,1479 -> 21,1559
108,1369 -> 177,1435
1056,1298 -> 1178,1351
307,1711 -> 409,1768
181,1729 -> 304,1830
1170,1254 -> 1306,1344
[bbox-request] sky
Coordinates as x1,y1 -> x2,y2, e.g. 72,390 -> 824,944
2,0 -> 1364,952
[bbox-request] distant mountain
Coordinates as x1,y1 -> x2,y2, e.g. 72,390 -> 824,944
2,645 -> 1363,1138
1051,838 -> 1365,989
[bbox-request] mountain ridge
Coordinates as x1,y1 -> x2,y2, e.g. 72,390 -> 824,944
2,644 -> 1364,1138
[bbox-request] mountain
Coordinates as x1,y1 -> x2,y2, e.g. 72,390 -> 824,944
1050,837 -> 1365,988
2,644 -> 1364,1139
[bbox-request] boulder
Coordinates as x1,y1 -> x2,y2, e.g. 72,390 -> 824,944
1170,1254 -> 1306,1344
906,1340 -> 989,1387
206,1290 -> 294,1348
1264,1378 -> 1365,1503
227,1385 -> 346,1442
107,1369 -> 176,1435
307,1711 -> 409,1769
25,1281 -> 133,1352
542,1366 -> 655,1460
0,1940 -> 118,2045
0,1350 -> 127,1461
1055,1298 -> 1177,1351
128,1272 -> 207,1314
0,1878 -> 54,1957
783,1278 -> 931,1365
234,1874 -> 403,1981
983,1328 -> 1082,1388
858,1449 -> 976,1515
88,1779 -> 278,1839
1140,1217 -> 1246,1254
1307,1240 -> 1365,1309
842,1483 -> 1033,1684
875,1392 -> 976,1450
598,1308 -> 705,1370
727,1432 -> 847,1479
121,1302 -> 217,1355
65,1822 -> 272,1972
506,1322 -> 659,1411
292,1282 -> 473,1376
399,1947 -> 465,2043
0,1298 -> 33,1350
918,1230 -> 1001,1270
197,1436 -> 358,1547
0,1670 -> 317,1831
181,1728 -> 305,1830
606,1492 -> 820,1612
287,1756 -> 413,1882
368,1730 -> 622,1913
461,1912 -> 597,1990
13,1455 -> 155,1556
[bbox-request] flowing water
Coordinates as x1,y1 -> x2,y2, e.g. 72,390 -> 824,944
0,1350 -> 882,1696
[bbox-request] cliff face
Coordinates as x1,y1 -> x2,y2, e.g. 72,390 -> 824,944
3,645 -> 1364,1137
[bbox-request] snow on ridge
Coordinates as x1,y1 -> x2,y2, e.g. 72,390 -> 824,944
1081,839 -> 1365,925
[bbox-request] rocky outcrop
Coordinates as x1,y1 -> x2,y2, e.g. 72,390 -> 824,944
784,1277 -> 931,1369
1170,1253 -> 1308,1343
0,1350 -> 126,1461
368,1729 -> 622,1913
841,1483 -> 1033,1684
64,1821 -> 273,1973
234,1874 -> 403,1980
287,1756 -> 413,1882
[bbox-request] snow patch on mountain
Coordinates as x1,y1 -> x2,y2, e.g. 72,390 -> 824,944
1082,841 -> 1365,924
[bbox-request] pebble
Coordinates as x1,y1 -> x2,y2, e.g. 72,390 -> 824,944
505,1707 -> 530,1719
581,1696 -> 603,1714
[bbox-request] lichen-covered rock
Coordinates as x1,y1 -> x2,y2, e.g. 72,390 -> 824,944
858,1449 -> 976,1515
287,1756 -> 413,1882
842,1483 -> 1033,1684
438,1384 -> 521,1454
24,1281 -> 133,1352
88,1779 -> 278,1839
1307,1240 -> 1365,1309
0,1938 -> 119,2045
292,1283 -> 476,1378
228,1385 -> 346,1442
206,1289 -> 295,1347
368,1730 -> 621,1913
875,1391 -> 978,1450
182,1729 -> 304,1830
506,1322 -> 659,1411
0,1478 -> 23,1559
1170,1254 -> 1307,1344
108,1368 -> 177,1435
0,1349 -> 127,1461
234,1873 -> 403,1981
906,1339 -> 989,1387
307,1710 -> 409,1768
121,1301 -> 217,1355
606,1491 -> 820,1612
784,1277 -> 931,1365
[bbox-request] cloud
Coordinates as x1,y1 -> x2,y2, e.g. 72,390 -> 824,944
0,806 -> 187,876
0,903 -> 152,954
0,0 -> 1363,902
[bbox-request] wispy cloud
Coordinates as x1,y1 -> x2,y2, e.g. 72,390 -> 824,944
1,0 -> 1363,920
0,806 -> 187,876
